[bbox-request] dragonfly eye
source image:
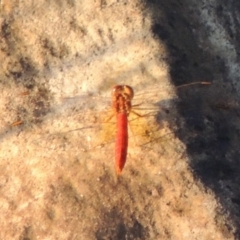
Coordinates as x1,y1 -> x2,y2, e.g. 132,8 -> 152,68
123,85 -> 134,100
112,85 -> 121,94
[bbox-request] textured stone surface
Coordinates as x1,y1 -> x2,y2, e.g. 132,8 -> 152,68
0,0 -> 239,239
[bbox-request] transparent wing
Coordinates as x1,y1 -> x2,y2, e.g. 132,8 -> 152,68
10,83 -> 209,175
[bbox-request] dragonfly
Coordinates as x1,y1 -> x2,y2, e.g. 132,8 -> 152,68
10,81 -> 211,175
112,85 -> 136,175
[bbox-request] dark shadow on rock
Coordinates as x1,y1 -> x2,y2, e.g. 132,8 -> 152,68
95,207 -> 147,240
145,0 -> 240,238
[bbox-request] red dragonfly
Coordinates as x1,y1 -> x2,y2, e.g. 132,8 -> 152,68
111,85 -> 134,175
10,82 -> 211,175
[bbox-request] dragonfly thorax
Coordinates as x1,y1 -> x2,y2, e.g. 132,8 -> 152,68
112,85 -> 134,115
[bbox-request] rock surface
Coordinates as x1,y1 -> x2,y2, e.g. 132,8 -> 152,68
0,0 -> 239,239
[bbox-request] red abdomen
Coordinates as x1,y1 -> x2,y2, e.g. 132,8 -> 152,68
115,113 -> 128,175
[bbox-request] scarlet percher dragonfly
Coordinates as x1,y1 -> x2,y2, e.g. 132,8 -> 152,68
10,82 -> 211,175
112,85 -> 134,175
